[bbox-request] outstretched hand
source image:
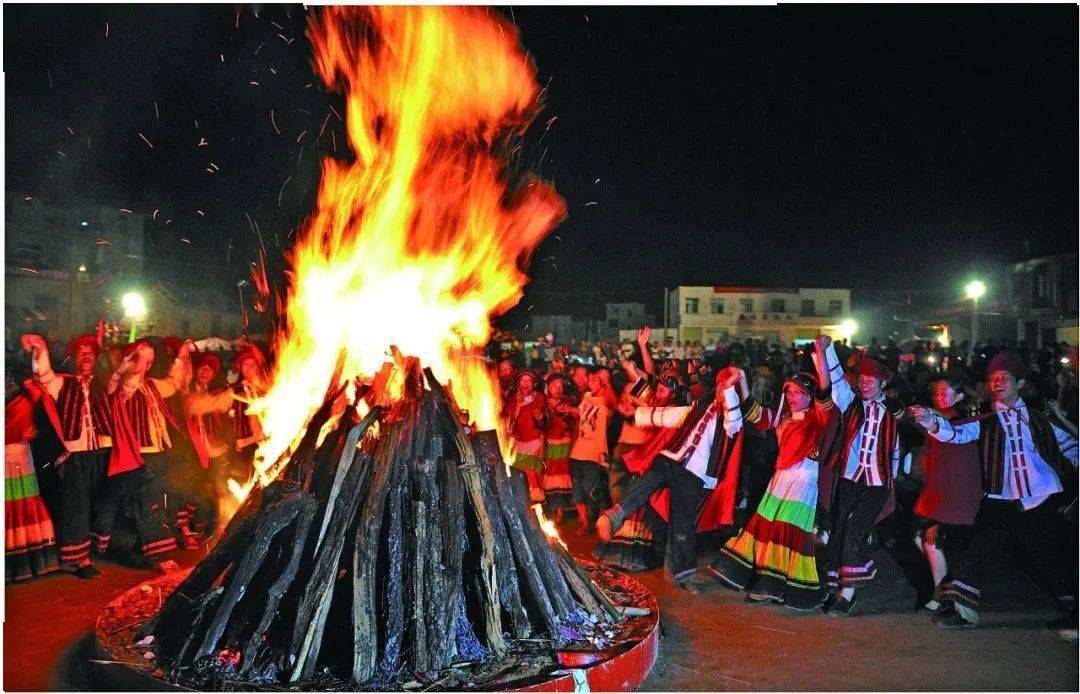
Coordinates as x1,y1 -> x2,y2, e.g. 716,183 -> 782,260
815,334 -> 832,352
636,325 -> 652,346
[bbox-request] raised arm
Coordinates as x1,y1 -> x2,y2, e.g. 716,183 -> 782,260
717,367 -> 743,437
21,333 -> 62,398
150,340 -> 194,398
814,334 -> 853,413
636,326 -> 655,376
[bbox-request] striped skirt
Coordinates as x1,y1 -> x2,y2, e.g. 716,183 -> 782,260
541,437 -> 573,512
710,459 -> 823,610
512,438 -> 546,504
5,443 -> 60,582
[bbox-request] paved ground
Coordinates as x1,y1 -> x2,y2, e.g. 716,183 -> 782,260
3,528 -> 1077,691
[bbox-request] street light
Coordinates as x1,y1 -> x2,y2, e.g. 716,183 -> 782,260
965,280 -> 986,363
122,291 -> 147,342
841,319 -> 858,344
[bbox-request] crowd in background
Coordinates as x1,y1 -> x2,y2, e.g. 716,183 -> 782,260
6,322 -> 1078,639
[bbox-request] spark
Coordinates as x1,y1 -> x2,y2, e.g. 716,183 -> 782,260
584,201 -> 598,206
138,133 -> 154,149
235,10 -> 240,28
197,137 -> 208,147
277,33 -> 289,43
181,238 -> 191,244
46,68 -> 52,89
119,208 -> 133,214
19,267 -> 39,275
95,278 -> 107,287
331,130 -> 337,152
318,111 -> 332,137
220,54 -> 224,63
206,168 -> 215,174
194,119 -> 199,128
154,101 -> 159,119
295,129 -> 307,143
554,235 -> 562,241
152,209 -> 159,220
250,81 -> 260,86
96,238 -> 110,246
57,150 -> 66,157
329,105 -> 342,122
270,20 -> 284,31
270,68 -> 277,75
271,110 -> 280,134
278,176 -> 292,206
209,162 -> 220,171
24,196 -> 32,201
67,126 -> 74,135
545,116 -> 558,130
105,21 -> 109,38
166,219 -> 174,225
254,42 -> 265,55
594,178 -> 600,184
196,210 -> 205,217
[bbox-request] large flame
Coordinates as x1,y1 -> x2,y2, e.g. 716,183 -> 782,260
228,7 -> 564,506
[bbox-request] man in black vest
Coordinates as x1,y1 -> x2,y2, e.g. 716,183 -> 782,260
596,366 -> 744,592
22,332 -> 112,578
815,334 -> 905,617
913,351 -> 1078,629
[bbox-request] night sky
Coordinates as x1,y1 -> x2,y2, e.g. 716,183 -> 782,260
5,4 -> 1078,323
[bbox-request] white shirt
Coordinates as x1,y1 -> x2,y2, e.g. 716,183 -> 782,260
825,344 -> 900,486
930,398 -> 1079,510
634,387 -> 743,489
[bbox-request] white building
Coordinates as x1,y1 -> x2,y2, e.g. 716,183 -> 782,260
662,286 -> 854,345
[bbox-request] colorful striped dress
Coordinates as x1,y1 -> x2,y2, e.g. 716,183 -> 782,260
508,393 -> 546,504
5,392 -> 62,582
709,395 -> 831,610
541,400 -> 575,513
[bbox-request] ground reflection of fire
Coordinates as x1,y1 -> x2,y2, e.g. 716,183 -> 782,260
223,7 -> 565,519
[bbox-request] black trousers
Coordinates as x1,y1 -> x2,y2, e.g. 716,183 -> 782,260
569,459 -> 610,524
826,477 -> 890,588
939,494 -> 1076,610
57,448 -> 108,567
608,455 -> 704,576
91,453 -> 178,559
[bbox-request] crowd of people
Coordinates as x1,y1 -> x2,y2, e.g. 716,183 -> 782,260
497,326 -> 1078,634
5,330 -> 267,579
5,322 -> 1078,639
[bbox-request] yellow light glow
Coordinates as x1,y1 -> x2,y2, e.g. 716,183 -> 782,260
121,291 -> 147,319
965,280 -> 986,300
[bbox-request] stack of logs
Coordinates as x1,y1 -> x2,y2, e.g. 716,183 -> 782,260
138,363 -> 618,687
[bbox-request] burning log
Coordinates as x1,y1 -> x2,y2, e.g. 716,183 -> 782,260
141,368 -> 611,690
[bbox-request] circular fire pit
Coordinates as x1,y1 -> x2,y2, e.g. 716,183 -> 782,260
94,561 -> 658,692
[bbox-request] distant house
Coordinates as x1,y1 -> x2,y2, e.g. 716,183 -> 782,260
1007,253 -> 1079,347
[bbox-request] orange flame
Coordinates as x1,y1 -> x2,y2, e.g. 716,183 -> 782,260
230,7 -> 564,504
532,503 -> 568,550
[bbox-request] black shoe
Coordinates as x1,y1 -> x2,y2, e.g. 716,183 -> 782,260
74,563 -> 102,579
825,595 -> 857,617
822,593 -> 839,613
665,569 -> 705,595
704,565 -> 743,592
745,594 -> 771,606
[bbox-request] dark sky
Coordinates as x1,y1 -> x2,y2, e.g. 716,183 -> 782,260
5,4 -> 1078,321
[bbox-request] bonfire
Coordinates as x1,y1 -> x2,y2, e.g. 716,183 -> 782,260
127,7 -> 636,689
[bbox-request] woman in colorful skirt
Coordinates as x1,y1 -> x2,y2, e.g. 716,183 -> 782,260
508,370 -> 547,504
541,375 -> 577,520
5,382 -> 65,582
593,375 -> 678,572
707,372 -> 832,610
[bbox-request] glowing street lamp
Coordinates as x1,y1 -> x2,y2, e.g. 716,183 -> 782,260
122,291 -> 147,342
965,280 -> 986,362
841,318 -> 858,344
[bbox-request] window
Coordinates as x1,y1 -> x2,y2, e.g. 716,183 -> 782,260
800,299 -> 815,316
710,299 -> 724,315
828,300 -> 843,316
684,298 -> 699,314
739,298 -> 753,313
1033,264 -> 1055,308
770,299 -> 785,313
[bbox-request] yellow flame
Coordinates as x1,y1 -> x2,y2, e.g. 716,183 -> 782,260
228,7 -> 563,508
532,503 -> 568,550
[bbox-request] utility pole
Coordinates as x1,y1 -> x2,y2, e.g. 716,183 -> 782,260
663,287 -> 670,340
